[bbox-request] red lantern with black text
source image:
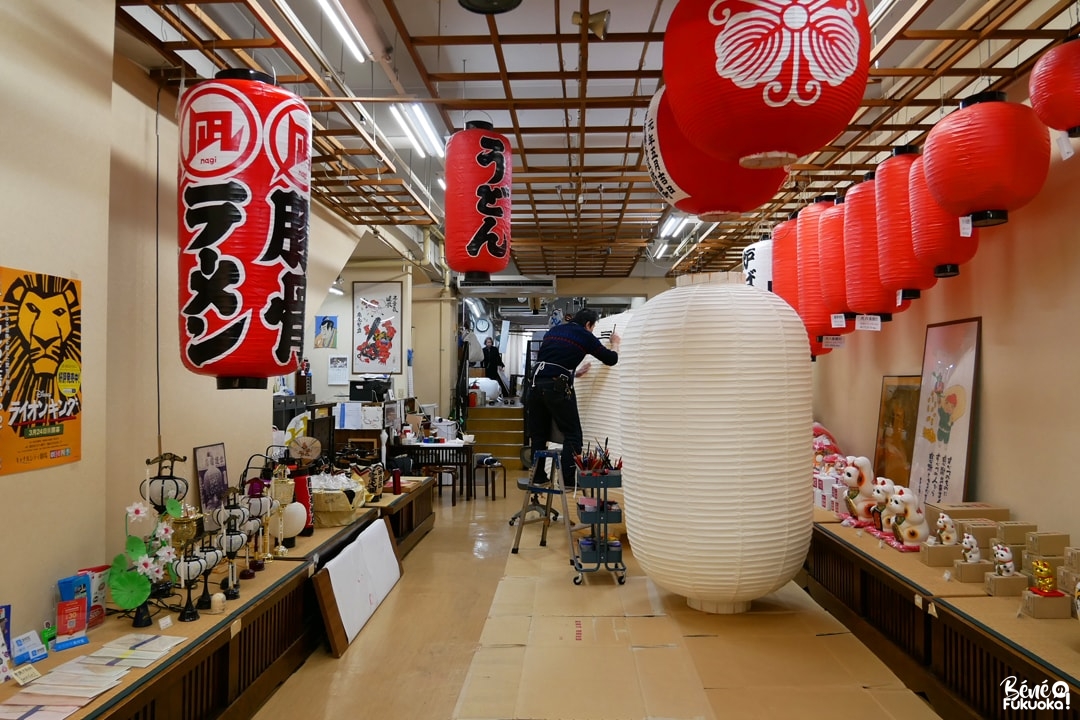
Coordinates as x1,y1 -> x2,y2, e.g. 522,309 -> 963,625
797,196 -> 842,338
910,156 -> 979,277
644,88 -> 787,219
664,0 -> 870,168
177,69 -> 312,390
844,173 -> 898,319
876,146 -> 936,299
445,120 -> 512,278
922,91 -> 1051,227
1030,36 -> 1080,137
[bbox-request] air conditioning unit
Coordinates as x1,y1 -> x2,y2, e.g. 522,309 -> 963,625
456,274 -> 556,297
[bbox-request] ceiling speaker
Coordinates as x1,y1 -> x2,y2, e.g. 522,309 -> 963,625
571,10 -> 610,40
458,0 -> 523,14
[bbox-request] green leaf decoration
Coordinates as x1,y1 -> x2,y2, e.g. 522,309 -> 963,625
126,535 -> 147,559
111,553 -> 129,575
165,498 -> 183,518
109,570 -> 151,610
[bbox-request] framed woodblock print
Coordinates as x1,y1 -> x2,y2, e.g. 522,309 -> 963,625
195,442 -> 229,531
873,375 -> 921,486
352,281 -> 403,374
908,318 -> 981,506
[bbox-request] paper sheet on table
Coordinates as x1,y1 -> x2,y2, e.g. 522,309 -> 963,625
0,705 -> 82,720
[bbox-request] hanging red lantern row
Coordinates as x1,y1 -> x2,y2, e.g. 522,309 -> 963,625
1030,36 -> 1080,137
922,91 -> 1051,227
770,216 -> 800,314
177,69 -> 312,390
910,156 -> 979,277
876,146 -> 937,300
663,0 -> 871,168
444,120 -> 512,279
844,173 -> 898,319
644,88 -> 787,219
817,198 -> 851,318
797,196 -> 845,339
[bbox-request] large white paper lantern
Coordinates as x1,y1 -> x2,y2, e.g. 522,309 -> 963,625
619,283 -> 812,613
574,311 -> 633,463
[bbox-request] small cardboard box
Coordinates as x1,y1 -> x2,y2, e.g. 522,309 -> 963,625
956,519 -> 998,548
920,543 -> 964,567
984,572 -> 1029,597
1027,532 -> 1071,557
989,538 -> 1025,563
997,521 -> 1038,545
1022,552 -> 1065,580
1056,566 -> 1079,601
926,502 -> 1010,531
1021,590 -> 1073,619
952,559 -> 994,583
1065,547 -> 1080,572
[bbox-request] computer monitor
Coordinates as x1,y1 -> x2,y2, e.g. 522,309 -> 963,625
349,379 -> 391,402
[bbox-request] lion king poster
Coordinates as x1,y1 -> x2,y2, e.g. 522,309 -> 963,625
0,267 -> 82,475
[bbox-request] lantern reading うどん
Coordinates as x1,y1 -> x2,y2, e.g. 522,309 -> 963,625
663,0 -> 871,168
177,69 -> 312,390
444,120 -> 512,279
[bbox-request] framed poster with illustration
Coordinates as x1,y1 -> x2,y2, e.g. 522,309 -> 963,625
352,281 -> 403,375
908,318 -> 981,507
873,375 -> 921,486
194,443 -> 229,531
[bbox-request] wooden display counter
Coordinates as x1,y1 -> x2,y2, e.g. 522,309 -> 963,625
365,475 -> 436,558
0,512 -> 386,719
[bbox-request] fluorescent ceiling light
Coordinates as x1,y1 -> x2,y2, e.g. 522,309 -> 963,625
675,216 -> 693,235
868,0 -> 897,27
315,0 -> 370,63
409,104 -> 445,158
389,104 -> 427,159
437,177 -> 446,191
659,216 -> 681,237
653,242 -> 669,259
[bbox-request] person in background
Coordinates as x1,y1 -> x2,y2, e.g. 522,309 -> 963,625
482,337 -> 511,399
528,308 -> 620,488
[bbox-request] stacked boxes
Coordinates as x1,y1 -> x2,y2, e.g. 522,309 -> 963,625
925,501 -> 1010,531
1020,531 -> 1073,619
1058,547 -> 1080,617
983,520 -> 1038,597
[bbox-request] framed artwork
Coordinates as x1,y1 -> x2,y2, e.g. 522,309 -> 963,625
909,318 -> 981,506
352,281 -> 403,374
314,315 -> 338,349
873,375 -> 921,486
194,443 -> 229,531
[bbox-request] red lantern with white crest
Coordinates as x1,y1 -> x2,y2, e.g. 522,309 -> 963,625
922,91 -> 1051,227
644,88 -> 787,219
876,146 -> 937,299
663,0 -> 871,168
444,120 -> 512,279
910,156 -> 979,277
1030,36 -> 1080,137
177,69 -> 312,389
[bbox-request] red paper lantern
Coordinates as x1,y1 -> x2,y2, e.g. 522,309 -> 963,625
817,198 -> 850,315
876,146 -> 937,299
644,88 -> 787,219
910,156 -> 979,277
844,173 -> 898,319
177,69 -> 312,390
770,217 -> 800,314
663,0 -> 871,168
922,91 -> 1051,227
444,120 -> 512,278
1030,36 -> 1080,137
797,196 -> 841,338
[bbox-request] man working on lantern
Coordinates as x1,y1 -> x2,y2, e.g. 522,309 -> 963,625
528,309 -> 620,489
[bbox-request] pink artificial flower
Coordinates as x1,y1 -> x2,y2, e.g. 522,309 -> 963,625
135,555 -> 154,576
151,564 -> 166,581
126,502 -> 150,521
155,523 -> 174,541
156,546 -> 177,564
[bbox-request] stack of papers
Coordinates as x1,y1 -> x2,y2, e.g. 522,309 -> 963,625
0,634 -> 187,719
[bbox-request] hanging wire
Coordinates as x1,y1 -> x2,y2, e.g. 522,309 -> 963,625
154,85 -> 164,453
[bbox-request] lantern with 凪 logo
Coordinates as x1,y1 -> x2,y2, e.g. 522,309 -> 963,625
177,69 -> 312,390
644,88 -> 786,219
444,120 -> 512,280
663,0 -> 871,168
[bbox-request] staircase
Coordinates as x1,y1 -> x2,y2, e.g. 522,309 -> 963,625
467,403 -> 525,470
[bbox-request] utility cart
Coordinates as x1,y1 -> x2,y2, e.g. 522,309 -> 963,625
571,469 -> 627,585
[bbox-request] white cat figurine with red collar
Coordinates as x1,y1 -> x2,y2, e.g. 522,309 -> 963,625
887,486 -> 929,547
935,512 -> 958,546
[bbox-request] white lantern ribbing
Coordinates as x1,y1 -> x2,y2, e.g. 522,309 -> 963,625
619,283 -> 812,613
574,311 -> 633,464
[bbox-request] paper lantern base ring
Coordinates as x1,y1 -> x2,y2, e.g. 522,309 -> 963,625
971,209 -> 1008,227
901,289 -> 921,301
217,377 -> 270,391
688,597 -> 751,615
935,263 -> 961,278
740,151 -> 798,170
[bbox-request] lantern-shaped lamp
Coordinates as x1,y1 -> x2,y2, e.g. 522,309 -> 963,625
663,0 -> 871,168
796,196 -> 844,339
817,198 -> 850,317
742,235 -> 773,291
619,284 -> 812,613
910,156 -> 979,277
444,120 -> 512,280
922,91 -> 1051,227
770,216 -> 800,314
213,493 -> 250,600
140,474 -> 189,516
644,89 -> 786,218
845,173 -> 899,319
1030,36 -> 1080,137
876,146 -> 937,299
177,69 -> 312,389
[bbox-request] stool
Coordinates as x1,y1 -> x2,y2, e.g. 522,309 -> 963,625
423,464 -> 460,506
477,461 -> 507,499
511,450 -> 572,553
